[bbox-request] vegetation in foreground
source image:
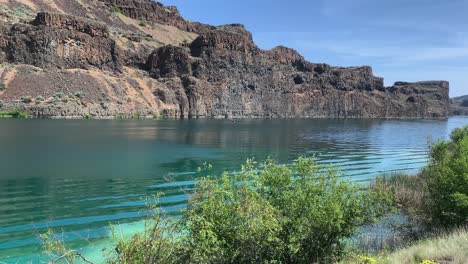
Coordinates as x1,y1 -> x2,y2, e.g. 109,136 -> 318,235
342,227 -> 468,264
374,125 -> 468,230
41,126 -> 468,263
106,158 -> 393,263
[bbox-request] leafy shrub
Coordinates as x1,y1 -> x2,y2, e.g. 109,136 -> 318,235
0,110 -> 30,118
423,126 -> 468,227
178,158 -> 393,263
108,158 -> 393,263
108,197 -> 181,264
111,6 -> 123,14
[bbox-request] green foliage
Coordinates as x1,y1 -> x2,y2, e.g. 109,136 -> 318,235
423,126 -> 468,227
41,230 -> 76,264
139,21 -> 147,27
40,229 -> 94,264
111,6 -> 123,14
373,173 -> 430,226
179,157 -> 393,263
0,110 -> 30,118
108,196 -> 181,264
107,158 -> 392,263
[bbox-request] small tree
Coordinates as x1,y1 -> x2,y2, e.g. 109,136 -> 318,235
424,126 -> 468,227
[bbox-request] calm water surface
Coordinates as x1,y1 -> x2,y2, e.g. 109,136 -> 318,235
1,117 -> 468,263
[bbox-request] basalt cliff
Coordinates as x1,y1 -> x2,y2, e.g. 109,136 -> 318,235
450,95 -> 468,116
0,0 -> 449,118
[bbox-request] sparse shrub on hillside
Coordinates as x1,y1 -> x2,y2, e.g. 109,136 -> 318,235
111,6 -> 123,15
20,96 -> 32,103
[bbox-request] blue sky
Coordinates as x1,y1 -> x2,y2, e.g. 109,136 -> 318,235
159,0 -> 467,97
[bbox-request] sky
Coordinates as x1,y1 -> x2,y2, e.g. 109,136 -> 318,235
159,0 -> 468,97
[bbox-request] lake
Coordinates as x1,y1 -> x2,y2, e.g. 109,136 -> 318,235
1,117 -> 468,263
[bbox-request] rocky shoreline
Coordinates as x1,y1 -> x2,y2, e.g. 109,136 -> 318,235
0,0 -> 450,119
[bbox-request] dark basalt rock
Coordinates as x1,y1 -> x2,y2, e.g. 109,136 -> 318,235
0,12 -> 121,71
450,95 -> 468,116
146,45 -> 191,78
32,12 -> 109,37
97,0 -> 214,33
147,25 -> 448,118
0,0 -> 450,119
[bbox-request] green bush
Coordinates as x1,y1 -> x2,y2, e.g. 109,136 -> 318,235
423,126 -> 468,227
108,197 -> 181,264
108,158 -> 393,263
0,110 -> 30,118
179,158 -> 393,263
111,6 -> 123,14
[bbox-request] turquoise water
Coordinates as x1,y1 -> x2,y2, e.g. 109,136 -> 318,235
1,117 -> 468,263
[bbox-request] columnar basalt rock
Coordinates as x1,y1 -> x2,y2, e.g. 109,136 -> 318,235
0,12 -> 121,71
450,95 -> 468,116
146,25 -> 447,119
32,12 -> 109,37
0,0 -> 450,118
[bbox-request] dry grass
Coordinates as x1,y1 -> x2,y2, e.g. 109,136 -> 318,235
342,227 -> 468,264
372,174 -> 432,224
116,13 -> 197,48
384,227 -> 468,264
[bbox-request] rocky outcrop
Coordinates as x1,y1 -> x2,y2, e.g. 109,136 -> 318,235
146,27 -> 448,118
97,0 -> 214,33
0,0 -> 450,119
387,81 -> 450,118
0,12 -> 120,71
450,95 -> 468,116
32,12 -> 109,37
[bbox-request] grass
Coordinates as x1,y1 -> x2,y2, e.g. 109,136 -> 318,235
372,173 -> 431,225
0,110 -> 30,118
384,227 -> 468,264
343,227 -> 468,264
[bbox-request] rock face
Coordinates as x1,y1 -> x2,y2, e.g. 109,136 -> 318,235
450,95 -> 468,116
0,0 -> 450,119
97,0 -> 214,33
0,12 -> 120,71
147,26 -> 448,118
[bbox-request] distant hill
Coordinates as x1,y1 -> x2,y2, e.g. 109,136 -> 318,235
450,95 -> 468,116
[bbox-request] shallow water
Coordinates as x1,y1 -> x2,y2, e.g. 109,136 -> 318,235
1,117 -> 468,263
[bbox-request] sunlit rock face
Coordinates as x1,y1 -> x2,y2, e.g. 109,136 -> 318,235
0,0 -> 449,118
0,12 -> 120,71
